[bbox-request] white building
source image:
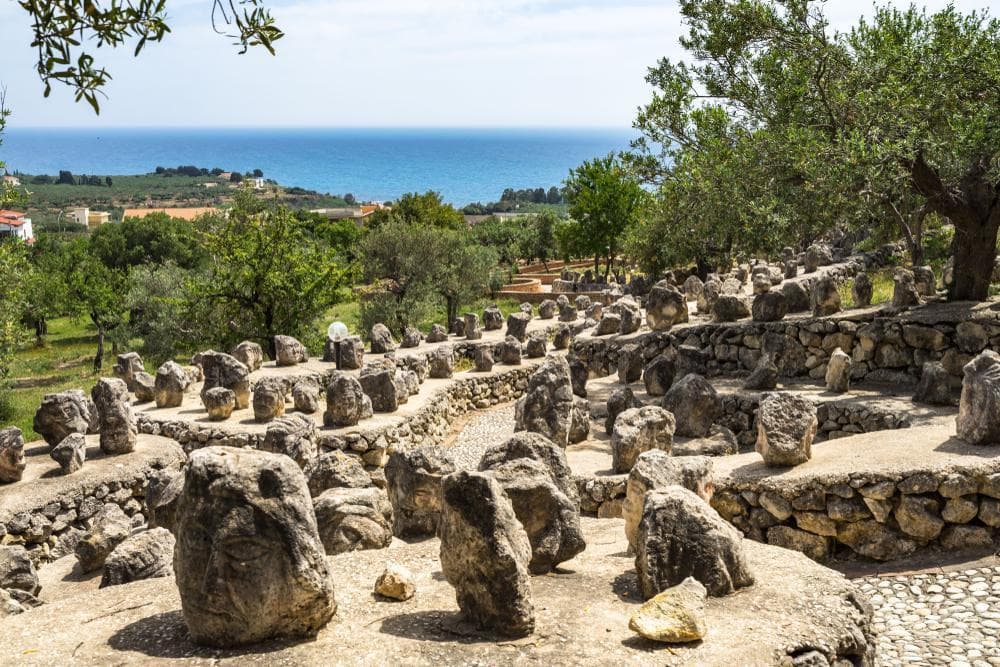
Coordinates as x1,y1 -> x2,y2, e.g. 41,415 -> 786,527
0,210 -> 34,243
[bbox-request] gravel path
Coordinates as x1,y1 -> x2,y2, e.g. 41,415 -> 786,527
859,568 -> 1000,666
443,403 -> 515,469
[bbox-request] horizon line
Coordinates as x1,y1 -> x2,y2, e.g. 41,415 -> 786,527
4,124 -> 636,132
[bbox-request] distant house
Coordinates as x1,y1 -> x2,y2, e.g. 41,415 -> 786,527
309,207 -> 377,225
201,182 -> 219,189
2,175 -> 21,187
122,207 -> 217,221
0,210 -> 34,243
218,172 -> 233,181
69,207 -> 110,228
250,177 -> 265,189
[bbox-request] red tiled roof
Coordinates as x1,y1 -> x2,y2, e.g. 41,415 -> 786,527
0,210 -> 27,226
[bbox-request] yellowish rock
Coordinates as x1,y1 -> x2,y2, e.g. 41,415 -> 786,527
628,576 -> 707,643
374,563 -> 416,601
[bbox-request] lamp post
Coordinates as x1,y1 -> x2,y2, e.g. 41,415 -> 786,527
327,321 -> 349,370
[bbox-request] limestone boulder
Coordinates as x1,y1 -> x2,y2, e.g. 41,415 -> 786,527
506,312 -> 531,342
751,291 -> 788,322
252,377 -> 286,422
34,389 -> 98,448
199,351 -> 251,409
613,296 -> 643,334
825,347 -> 852,393
474,346 -> 495,372
914,361 -> 957,406
568,355 -> 588,397
478,432 -> 579,505
629,577 -> 708,643
75,503 -> 132,573
483,306 -> 504,331
501,336 -> 522,365
643,355 -> 676,396
429,344 -> 455,378
682,275 -> 704,302
400,327 -> 423,348
304,450 -> 369,496
385,446 -> 457,538
552,324 -> 573,349
132,372 -> 156,402
606,386 -> 641,434
712,295 -> 750,322
485,458 -> 586,574
647,282 -> 689,331
438,471 -> 534,637
203,387 -> 236,420
892,268 -> 922,308
231,340 -> 264,371
617,343 -> 643,385
292,379 -> 320,414
672,425 -> 739,457
50,432 -> 86,475
569,397 -> 591,444
697,279 -> 721,314
624,451 -> 713,551
538,300 -> 556,319
525,333 -> 547,358
325,335 -> 364,369
274,335 -> 309,366
743,353 -> 778,390
661,374 -> 721,438
913,265 -> 936,297
636,487 -> 754,599
370,324 -> 397,354
804,244 -> 832,272
359,366 -> 400,413
374,563 -> 416,601
173,446 -> 336,647
113,352 -> 145,391
852,274 -> 873,307
262,413 -> 317,469
594,312 -> 621,336
0,427 -> 27,483
957,351 -> 1000,446
782,281 -> 811,313
611,406 -> 676,474
756,393 -> 817,466
154,360 -> 189,408
514,355 -> 575,447
91,378 -> 137,455
426,324 -> 448,343
146,468 -> 183,533
464,313 -> 483,339
313,487 -> 393,555
0,545 -> 39,594
811,277 -> 842,317
99,528 -> 175,588
324,373 -> 373,426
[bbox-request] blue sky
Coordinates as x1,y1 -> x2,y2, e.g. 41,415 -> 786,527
0,0 -> 988,128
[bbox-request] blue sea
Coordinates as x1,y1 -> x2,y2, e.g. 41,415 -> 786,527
0,127 -> 636,205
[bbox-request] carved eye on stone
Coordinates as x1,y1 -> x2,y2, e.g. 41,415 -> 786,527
222,538 -> 269,565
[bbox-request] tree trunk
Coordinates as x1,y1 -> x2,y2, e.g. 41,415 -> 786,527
949,218 -> 999,301
695,257 -> 713,282
34,318 -> 47,346
94,327 -> 105,372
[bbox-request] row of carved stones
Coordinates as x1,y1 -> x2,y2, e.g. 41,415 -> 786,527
576,310 -> 999,387
0,473 -> 154,564
710,469 -> 1000,561
139,366 -> 535,467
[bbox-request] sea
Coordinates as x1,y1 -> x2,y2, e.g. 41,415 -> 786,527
0,127 -> 636,205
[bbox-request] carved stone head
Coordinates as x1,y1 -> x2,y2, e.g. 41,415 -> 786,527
0,427 -> 26,483
173,446 -> 336,647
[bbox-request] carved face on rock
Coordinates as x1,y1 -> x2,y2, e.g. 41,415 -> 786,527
0,427 -> 27,483
174,447 -> 336,647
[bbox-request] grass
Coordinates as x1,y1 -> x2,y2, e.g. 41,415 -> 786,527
837,268 -> 898,309
6,317 -> 113,440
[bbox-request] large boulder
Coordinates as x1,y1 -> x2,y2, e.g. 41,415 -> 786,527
252,377 -> 286,423
146,468 -> 183,533
292,378 -> 321,414
569,397 -> 591,444
612,296 -> 643,334
475,345 -> 495,372
400,327 -> 423,348
0,427 -> 27,483
202,387 -> 236,420
262,413 -> 317,469
811,277 -> 842,317
370,324 -> 397,354
606,386 -> 641,434
914,361 -> 957,406
274,335 -> 309,366
50,432 -> 86,475
756,393 -> 818,466
153,360 -> 189,408
113,352 -> 145,391
483,306 -> 504,331
438,471 -> 535,637
646,282 -> 689,330
75,504 -> 132,573
682,275 -> 704,302
484,458 -> 585,574
643,355 -> 676,396
199,351 -> 251,409
804,244 -> 832,272
464,312 -> 483,340
594,312 -> 621,336
478,432 -> 579,505
623,451 -> 713,551
751,291 -> 787,322
957,351 -> 1000,446
661,374 -> 721,438
892,268 -> 922,308
611,406 -> 676,474
91,378 -> 137,455
0,545 -> 39,594
324,335 -> 365,369
426,324 -> 448,343
99,528 -> 175,588
501,336 -> 522,365
568,355 -> 588,398
324,373 -> 373,427
913,265 -> 936,297
173,447 -> 336,647
132,372 -> 156,402
697,279 -> 721,314
673,425 -> 738,457
313,487 -> 393,555
231,341 -> 264,371
538,300 -> 556,319
358,366 -> 400,413
506,312 -> 531,342
616,343 -> 643,385
33,389 -> 98,447
782,281 -> 811,313
429,344 -> 455,379
635,487 -> 754,599
514,355 -> 575,447
825,347 -> 852,393
552,324 -> 573,350
743,353 -> 778,390
384,446 -> 457,538
712,295 -> 750,322
304,450 -> 369,496
525,333 -> 548,358
629,577 -> 708,643
852,274 -> 873,307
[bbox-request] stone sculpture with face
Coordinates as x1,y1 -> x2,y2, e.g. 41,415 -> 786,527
0,427 -> 27,483
173,446 -> 336,647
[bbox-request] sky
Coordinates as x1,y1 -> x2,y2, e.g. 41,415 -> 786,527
0,0 -> 989,128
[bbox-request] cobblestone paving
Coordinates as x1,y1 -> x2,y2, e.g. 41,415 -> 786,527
859,568 -> 1000,666
445,403 -> 515,469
